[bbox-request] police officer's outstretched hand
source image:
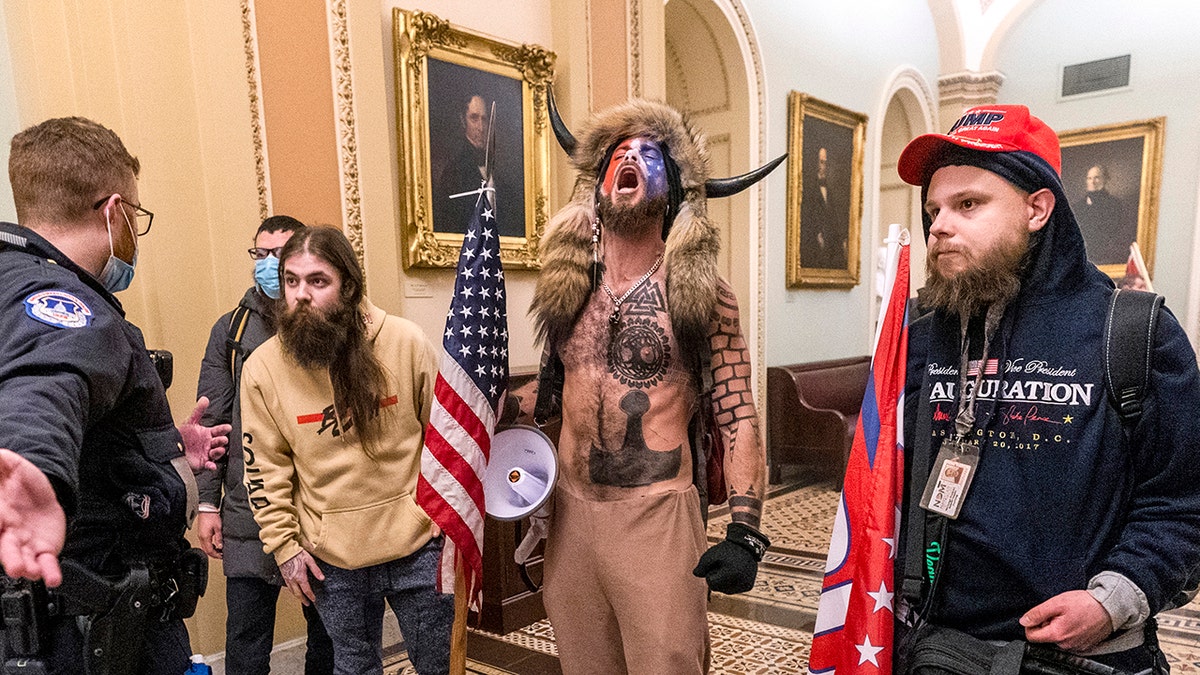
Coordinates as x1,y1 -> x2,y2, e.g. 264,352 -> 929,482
281,549 -> 325,606
0,449 -> 65,587
179,396 -> 231,472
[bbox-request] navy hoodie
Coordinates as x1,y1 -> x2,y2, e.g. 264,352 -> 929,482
901,151 -> 1200,640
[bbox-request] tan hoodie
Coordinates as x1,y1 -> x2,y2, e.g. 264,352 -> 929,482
240,300 -> 438,570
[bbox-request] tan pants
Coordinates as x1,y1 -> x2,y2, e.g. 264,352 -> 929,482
543,486 -> 710,675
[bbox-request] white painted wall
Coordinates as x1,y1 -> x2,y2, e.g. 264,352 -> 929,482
993,0 -> 1200,329
738,0 -> 940,365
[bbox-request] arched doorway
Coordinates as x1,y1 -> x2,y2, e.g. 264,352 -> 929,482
663,0 -> 765,388
870,71 -> 936,327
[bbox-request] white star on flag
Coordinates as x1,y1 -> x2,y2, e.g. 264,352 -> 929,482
856,635 -> 884,667
482,208 -> 494,221
867,580 -> 893,614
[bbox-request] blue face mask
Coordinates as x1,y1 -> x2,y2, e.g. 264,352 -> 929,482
254,255 -> 281,299
99,206 -> 137,293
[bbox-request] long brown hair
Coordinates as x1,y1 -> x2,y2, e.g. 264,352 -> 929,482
278,226 -> 390,454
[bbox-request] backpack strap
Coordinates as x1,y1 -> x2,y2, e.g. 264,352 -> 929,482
1103,289 -> 1163,426
225,304 -> 253,381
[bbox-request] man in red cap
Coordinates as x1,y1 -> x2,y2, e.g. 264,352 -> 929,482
894,105 -> 1200,673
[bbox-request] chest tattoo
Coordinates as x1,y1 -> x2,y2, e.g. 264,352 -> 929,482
608,317 -> 671,388
606,282 -> 671,388
589,390 -> 681,487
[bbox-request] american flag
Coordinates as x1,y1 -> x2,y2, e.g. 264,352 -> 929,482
809,228 -> 909,674
416,190 -> 509,606
966,359 -> 999,376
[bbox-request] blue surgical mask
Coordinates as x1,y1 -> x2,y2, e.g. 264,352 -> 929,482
99,205 -> 137,293
254,255 -> 281,299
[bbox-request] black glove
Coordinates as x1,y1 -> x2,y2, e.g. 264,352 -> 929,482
692,522 -> 770,594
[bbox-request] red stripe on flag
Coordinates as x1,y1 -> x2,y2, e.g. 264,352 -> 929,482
416,474 -> 482,586
423,423 -> 486,517
433,374 -> 491,461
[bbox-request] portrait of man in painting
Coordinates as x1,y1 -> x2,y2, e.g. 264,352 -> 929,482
427,57 -> 526,238
799,115 -> 855,271
1062,136 -> 1142,266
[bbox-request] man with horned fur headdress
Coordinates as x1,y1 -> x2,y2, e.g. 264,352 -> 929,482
527,97 -> 781,674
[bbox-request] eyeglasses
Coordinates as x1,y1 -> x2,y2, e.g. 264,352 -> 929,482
93,195 -> 154,236
247,246 -> 285,260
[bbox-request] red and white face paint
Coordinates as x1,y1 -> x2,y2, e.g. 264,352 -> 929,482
600,136 -> 669,208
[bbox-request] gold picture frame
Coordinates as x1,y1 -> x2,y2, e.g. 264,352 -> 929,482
785,92 -> 867,288
393,9 -> 555,269
1058,117 -> 1164,279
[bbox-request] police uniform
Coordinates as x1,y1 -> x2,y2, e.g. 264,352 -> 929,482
0,222 -> 194,675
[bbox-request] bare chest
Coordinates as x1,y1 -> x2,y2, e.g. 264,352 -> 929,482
556,276 -> 698,495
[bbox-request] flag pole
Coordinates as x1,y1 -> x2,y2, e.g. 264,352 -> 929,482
450,555 -> 468,675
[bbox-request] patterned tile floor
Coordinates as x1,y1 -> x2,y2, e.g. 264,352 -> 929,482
381,479 -> 1200,674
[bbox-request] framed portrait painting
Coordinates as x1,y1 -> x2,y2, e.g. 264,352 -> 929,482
785,92 -> 867,288
393,9 -> 555,269
1058,117 -> 1164,279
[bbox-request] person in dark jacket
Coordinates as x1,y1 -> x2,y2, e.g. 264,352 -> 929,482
0,116 -> 229,674
195,215 -> 334,674
894,105 -> 1200,673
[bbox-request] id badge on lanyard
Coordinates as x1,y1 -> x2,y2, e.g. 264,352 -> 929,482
919,436 -> 979,519
919,306 -> 1001,521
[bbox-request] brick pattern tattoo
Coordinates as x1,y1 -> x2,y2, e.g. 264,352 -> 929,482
708,282 -> 764,531
710,285 -> 757,449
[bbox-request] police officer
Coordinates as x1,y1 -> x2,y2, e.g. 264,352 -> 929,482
0,116 -> 230,674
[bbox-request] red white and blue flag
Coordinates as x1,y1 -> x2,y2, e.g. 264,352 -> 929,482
809,227 -> 910,674
417,189 -> 509,607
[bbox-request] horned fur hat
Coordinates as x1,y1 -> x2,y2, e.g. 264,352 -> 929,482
530,98 -> 720,353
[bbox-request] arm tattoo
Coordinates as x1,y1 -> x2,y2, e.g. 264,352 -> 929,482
729,488 -> 762,529
710,284 -> 757,449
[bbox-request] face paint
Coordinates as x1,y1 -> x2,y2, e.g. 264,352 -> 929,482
600,136 -> 669,205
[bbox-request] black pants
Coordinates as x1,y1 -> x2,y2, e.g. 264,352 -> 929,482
1,614 -> 189,675
1088,642 -> 1169,674
225,576 -> 334,675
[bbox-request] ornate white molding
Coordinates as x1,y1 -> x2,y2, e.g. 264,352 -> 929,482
240,0 -> 269,220
938,69 -> 1005,106
328,0 -> 365,270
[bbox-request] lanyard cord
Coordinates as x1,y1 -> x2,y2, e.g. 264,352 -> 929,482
911,302 -> 1007,628
950,302 -> 1005,442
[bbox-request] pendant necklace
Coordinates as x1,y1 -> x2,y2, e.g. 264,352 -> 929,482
601,253 -> 664,331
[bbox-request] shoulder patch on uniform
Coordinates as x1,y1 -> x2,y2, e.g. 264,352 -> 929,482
24,290 -> 93,329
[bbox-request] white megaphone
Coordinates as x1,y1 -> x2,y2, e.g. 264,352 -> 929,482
484,425 -> 558,521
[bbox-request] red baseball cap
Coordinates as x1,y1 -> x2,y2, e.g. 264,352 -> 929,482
897,105 -> 1061,185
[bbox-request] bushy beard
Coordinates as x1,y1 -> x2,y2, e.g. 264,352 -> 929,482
597,190 -> 668,237
922,229 -> 1031,319
277,300 -> 354,369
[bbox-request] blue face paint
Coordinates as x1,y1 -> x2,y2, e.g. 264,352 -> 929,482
254,255 -> 281,299
601,136 -> 669,203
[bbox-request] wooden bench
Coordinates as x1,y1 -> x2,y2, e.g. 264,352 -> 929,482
766,356 -> 871,485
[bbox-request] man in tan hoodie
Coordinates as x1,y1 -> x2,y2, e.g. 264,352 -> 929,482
240,226 -> 450,675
